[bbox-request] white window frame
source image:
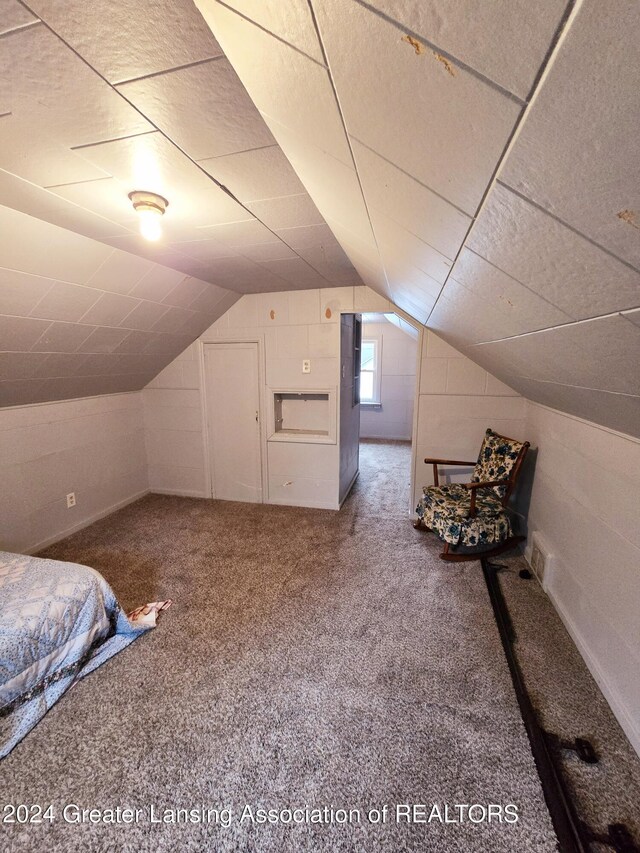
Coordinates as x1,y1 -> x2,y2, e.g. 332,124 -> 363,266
360,335 -> 382,405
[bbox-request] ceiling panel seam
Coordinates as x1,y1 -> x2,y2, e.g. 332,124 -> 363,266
522,0 -> 576,103
457,246 -> 596,320
349,136 -> 471,219
43,175 -> 113,190
499,377 -> 639,399
69,130 -> 158,152
351,0 -> 526,106
15,1 -> 334,290
469,309 -> 631,346
0,19 -> 41,40
216,0 -> 327,68
424,0 -> 583,327
112,55 -> 225,87
497,180 -> 640,276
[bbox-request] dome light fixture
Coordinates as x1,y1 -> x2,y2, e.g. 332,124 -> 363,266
128,190 -> 169,242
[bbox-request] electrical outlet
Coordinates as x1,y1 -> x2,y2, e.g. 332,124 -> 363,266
66,492 -> 76,509
302,359 -> 311,374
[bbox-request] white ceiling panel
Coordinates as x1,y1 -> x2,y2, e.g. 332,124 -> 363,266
0,25 -> 151,149
28,0 -> 223,83
29,282 -> 102,323
69,132 -> 254,233
194,219 -> 279,248
118,59 -> 275,160
473,315 -> 640,396
30,320 -> 97,353
84,250 -> 155,295
468,184 -> 640,319
500,0 -> 640,269
129,266 -> 187,301
427,280 -> 516,346
0,315 -> 52,351
351,139 -> 471,260
0,168 -> 132,243
0,0 -> 38,35
0,117 -> 111,187
313,0 -> 521,215
370,209 -> 452,285
161,277 -> 210,309
275,224 -> 336,250
265,119 -> 376,249
255,257 -> 329,290
295,242 -> 362,285
199,145 -> 305,202
246,193 -> 324,230
220,0 -> 324,63
0,205 -> 112,284
172,240 -> 236,263
0,352 -> 49,382
0,269 -> 57,317
387,291 -> 429,326
237,243 -> 298,263
364,0 -> 568,100
624,308 -> 640,329
77,326 -> 131,353
450,248 -> 572,332
194,0 -> 352,166
78,292 -> 141,326
120,301 -> 169,332
501,379 -> 640,440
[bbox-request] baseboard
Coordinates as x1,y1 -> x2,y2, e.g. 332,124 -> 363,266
27,489 -> 150,555
268,496 -> 339,510
545,584 -> 640,758
149,488 -> 208,499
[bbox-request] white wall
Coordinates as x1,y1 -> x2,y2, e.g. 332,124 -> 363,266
142,285 -> 399,509
524,401 -> 640,755
360,320 -> 417,440
0,392 -> 147,554
143,342 -> 207,497
413,330 -> 526,510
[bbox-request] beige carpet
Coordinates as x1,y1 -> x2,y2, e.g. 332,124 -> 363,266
0,440 -> 614,852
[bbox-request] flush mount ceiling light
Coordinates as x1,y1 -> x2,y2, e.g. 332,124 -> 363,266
128,190 -> 169,242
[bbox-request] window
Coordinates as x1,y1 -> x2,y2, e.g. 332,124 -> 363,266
360,338 -> 382,404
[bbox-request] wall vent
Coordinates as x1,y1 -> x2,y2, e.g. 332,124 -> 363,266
529,532 -> 552,585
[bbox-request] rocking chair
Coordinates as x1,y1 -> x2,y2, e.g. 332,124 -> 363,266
415,428 -> 530,562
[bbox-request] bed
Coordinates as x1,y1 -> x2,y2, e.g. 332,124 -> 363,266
0,551 -> 165,758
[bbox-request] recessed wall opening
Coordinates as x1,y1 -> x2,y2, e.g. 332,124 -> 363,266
274,392 -> 330,436
357,312 -> 420,510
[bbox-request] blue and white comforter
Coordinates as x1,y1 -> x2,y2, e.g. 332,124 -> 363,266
0,551 -> 150,758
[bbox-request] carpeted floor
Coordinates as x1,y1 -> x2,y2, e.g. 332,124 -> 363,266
1,441 -> 637,851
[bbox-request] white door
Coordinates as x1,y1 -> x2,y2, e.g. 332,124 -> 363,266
204,342 -> 262,503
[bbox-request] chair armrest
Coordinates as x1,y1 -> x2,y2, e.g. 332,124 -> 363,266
424,458 -> 476,466
463,479 -> 510,491
463,479 -> 510,517
424,457 -> 475,486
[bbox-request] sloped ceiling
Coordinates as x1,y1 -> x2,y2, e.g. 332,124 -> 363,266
0,0 -> 366,407
194,0 -> 640,438
1,0 -> 639,435
0,204 -> 240,406
0,0 -> 362,290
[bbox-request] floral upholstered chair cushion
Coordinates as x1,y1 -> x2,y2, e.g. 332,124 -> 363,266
471,429 -> 526,499
415,429 -> 527,548
416,483 -> 512,547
